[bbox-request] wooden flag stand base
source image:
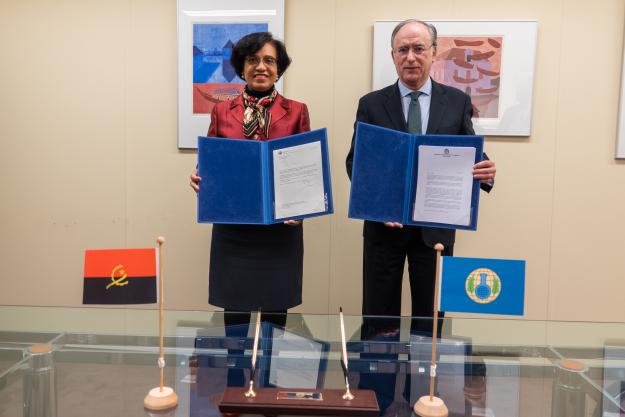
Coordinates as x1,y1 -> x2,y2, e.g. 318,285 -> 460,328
413,395 -> 448,417
144,237 -> 178,411
144,386 -> 179,411
413,243 -> 449,417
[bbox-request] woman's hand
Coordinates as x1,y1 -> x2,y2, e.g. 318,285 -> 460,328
384,222 -> 403,228
284,220 -> 302,226
190,169 -> 201,193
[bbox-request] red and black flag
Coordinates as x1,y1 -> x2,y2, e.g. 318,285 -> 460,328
83,248 -> 158,304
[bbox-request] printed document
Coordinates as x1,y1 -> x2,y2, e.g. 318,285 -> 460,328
273,141 -> 325,219
413,145 -> 475,226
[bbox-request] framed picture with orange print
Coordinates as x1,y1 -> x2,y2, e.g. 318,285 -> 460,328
373,20 -> 538,137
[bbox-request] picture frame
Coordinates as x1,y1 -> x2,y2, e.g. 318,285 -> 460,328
373,20 -> 538,137
177,0 -> 285,149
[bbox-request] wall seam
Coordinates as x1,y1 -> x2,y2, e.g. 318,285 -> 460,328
124,0 -> 131,248
545,0 -> 566,324
326,0 -> 338,315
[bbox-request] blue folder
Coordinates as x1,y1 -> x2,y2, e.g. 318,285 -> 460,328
349,122 -> 483,230
197,128 -> 333,224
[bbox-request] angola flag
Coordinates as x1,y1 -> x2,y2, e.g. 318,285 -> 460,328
83,248 -> 158,304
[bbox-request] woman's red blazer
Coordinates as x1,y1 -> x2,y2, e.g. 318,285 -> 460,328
207,93 -> 310,139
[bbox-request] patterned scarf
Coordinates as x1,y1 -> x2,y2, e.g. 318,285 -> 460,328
242,89 -> 278,139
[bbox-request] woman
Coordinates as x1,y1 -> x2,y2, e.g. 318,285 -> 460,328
190,32 -> 310,322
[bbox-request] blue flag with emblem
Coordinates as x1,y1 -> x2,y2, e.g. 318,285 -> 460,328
439,257 -> 526,316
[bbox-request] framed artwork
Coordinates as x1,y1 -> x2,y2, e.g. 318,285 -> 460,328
177,0 -> 285,149
373,21 -> 538,137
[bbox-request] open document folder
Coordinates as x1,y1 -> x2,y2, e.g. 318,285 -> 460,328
197,128 -> 333,224
349,122 -> 483,230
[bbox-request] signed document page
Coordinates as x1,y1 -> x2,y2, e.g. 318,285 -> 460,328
273,141 -> 325,219
413,145 -> 475,226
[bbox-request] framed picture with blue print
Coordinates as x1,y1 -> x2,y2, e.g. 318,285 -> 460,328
177,0 -> 285,149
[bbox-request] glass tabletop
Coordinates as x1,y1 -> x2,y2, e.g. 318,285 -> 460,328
0,306 -> 623,417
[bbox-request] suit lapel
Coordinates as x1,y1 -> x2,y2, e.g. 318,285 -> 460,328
270,93 -> 288,124
427,80 -> 447,134
383,82 -> 409,132
228,95 -> 245,124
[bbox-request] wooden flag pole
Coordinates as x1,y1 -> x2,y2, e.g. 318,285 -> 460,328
144,236 -> 178,411
413,243 -> 448,417
158,236 -> 165,391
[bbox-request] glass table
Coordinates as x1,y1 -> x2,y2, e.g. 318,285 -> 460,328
0,306 -> 623,417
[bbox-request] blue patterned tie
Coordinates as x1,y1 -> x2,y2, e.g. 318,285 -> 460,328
407,91 -> 422,134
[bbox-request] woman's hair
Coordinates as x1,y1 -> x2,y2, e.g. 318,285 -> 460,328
230,32 -> 292,79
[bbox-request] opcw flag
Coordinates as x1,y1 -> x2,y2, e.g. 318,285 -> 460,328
83,248 -> 158,304
439,257 -> 525,316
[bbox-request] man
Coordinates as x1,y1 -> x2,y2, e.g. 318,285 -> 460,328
346,19 -> 497,319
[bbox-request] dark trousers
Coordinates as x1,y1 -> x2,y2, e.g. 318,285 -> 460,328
362,226 -> 453,318
360,227 -> 450,411
223,309 -> 287,387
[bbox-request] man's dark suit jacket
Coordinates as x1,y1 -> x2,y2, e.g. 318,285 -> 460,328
345,79 -> 492,248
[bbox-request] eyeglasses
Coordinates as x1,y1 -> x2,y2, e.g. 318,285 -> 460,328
393,44 -> 434,56
245,56 -> 277,67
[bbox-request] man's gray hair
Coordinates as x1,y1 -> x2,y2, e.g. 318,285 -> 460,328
390,19 -> 437,48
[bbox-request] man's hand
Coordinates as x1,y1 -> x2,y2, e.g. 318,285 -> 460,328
284,220 -> 303,226
473,160 -> 496,183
